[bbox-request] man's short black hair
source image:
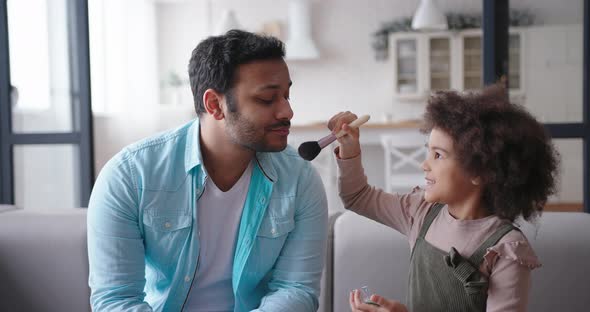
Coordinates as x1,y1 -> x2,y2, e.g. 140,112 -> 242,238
188,30 -> 285,115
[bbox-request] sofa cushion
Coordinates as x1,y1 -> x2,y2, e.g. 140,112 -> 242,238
0,204 -> 17,213
332,211 -> 410,312
519,212 -> 590,312
0,209 -> 90,312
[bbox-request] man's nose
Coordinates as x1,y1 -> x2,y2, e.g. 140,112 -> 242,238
277,98 -> 293,120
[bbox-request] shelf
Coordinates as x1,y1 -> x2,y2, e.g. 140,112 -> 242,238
431,72 -> 450,78
464,50 -> 482,56
464,71 -> 481,77
397,74 -> 416,80
430,51 -> 450,57
430,64 -> 450,71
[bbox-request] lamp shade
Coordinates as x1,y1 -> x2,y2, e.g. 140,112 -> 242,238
285,0 -> 319,60
214,9 -> 241,35
411,0 -> 448,31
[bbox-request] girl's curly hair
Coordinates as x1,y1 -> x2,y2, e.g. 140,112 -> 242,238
421,85 -> 560,221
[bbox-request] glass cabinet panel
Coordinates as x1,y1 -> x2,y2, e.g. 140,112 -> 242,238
429,37 -> 450,90
508,34 -> 520,90
396,39 -> 417,94
463,36 -> 482,90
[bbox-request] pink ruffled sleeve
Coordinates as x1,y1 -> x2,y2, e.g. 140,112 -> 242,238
484,240 -> 542,270
482,236 -> 541,312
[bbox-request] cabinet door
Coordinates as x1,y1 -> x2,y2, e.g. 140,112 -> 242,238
462,35 -> 483,90
459,30 -> 523,92
428,37 -> 451,91
392,37 -> 419,95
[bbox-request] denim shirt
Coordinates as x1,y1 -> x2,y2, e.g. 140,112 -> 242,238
87,119 -> 328,312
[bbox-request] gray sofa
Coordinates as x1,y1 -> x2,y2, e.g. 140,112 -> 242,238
1,208 -> 589,312
327,210 -> 590,312
0,208 -> 90,312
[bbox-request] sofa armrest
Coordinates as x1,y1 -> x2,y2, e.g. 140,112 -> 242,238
318,210 -> 343,312
0,209 -> 90,312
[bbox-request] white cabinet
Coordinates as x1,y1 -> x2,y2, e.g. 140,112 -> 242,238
390,34 -> 420,96
390,32 -> 452,99
390,28 -> 525,100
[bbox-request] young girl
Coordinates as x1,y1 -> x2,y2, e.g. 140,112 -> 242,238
330,85 -> 559,312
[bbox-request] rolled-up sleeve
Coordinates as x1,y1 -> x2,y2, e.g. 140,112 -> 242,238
253,165 -> 328,312
87,154 -> 153,312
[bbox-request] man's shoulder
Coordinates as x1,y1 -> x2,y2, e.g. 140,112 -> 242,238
121,121 -> 194,158
102,120 -> 195,179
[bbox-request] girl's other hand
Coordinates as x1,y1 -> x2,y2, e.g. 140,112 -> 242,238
349,289 -> 408,312
327,111 -> 362,159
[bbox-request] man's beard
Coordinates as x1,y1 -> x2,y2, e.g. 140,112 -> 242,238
225,109 -> 290,153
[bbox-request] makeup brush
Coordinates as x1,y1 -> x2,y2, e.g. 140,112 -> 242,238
298,115 -> 370,161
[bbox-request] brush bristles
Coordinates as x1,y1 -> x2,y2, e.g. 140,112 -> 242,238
298,141 -> 322,161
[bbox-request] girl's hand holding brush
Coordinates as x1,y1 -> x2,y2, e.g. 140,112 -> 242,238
298,112 -> 369,161
328,111 -> 363,160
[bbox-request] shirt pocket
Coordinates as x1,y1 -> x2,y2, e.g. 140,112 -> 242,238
143,215 -> 192,232
252,217 -> 295,273
142,214 -> 192,266
257,217 -> 294,238
256,195 -> 295,238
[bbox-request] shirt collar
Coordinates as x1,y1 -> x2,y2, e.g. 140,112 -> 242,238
184,118 -> 278,183
254,152 -> 277,182
184,118 -> 203,173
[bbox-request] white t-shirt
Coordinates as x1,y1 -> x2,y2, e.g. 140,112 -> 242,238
184,162 -> 252,311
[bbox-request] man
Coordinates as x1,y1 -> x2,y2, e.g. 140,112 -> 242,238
87,30 -> 328,312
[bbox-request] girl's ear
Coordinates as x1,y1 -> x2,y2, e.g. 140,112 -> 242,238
203,89 -> 225,120
471,177 -> 482,186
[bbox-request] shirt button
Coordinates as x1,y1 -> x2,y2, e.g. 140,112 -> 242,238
258,197 -> 266,205
271,228 -> 277,235
185,276 -> 191,282
164,222 -> 172,229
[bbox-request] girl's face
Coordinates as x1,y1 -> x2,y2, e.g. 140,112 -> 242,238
421,128 -> 480,205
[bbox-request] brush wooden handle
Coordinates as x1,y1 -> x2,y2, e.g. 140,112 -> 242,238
335,115 -> 370,138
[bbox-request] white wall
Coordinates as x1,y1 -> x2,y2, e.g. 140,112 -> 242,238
89,0 -> 160,113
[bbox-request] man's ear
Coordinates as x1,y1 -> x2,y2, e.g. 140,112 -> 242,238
203,89 -> 225,120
